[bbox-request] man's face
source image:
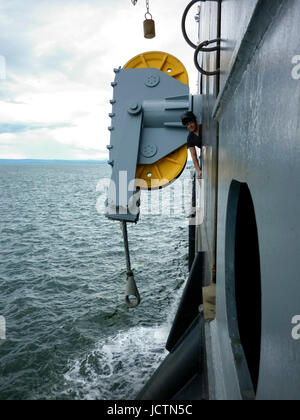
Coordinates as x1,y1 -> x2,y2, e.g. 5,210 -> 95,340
186,120 -> 197,133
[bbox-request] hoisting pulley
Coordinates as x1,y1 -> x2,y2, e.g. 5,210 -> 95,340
121,221 -> 141,308
106,50 -> 202,224
123,51 -> 189,190
106,51 -> 202,307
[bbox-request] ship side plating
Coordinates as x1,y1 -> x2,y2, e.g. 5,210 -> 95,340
198,0 -> 300,400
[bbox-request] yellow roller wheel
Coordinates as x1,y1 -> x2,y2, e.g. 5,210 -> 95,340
124,51 -> 189,85
124,51 -> 189,190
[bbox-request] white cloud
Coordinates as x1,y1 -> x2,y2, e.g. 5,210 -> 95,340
0,0 -> 199,160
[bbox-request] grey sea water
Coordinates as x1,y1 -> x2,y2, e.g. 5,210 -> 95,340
0,163 -> 190,400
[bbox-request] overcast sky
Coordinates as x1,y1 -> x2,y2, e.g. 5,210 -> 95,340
0,0 -> 199,160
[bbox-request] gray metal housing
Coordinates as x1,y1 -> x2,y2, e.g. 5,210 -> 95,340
106,68 -> 202,222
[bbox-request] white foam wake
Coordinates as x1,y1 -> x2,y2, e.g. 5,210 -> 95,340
64,279 -> 186,400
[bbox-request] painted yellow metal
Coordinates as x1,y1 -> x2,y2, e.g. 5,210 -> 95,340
124,51 -> 189,85
135,148 -> 187,189
124,51 -> 188,189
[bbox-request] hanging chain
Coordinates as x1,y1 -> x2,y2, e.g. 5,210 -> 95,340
132,0 -> 152,18
131,0 -> 151,13
145,0 -> 153,19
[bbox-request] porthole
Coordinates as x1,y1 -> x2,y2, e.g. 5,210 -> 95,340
225,181 -> 262,398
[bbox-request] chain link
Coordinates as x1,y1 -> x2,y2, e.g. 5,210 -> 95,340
145,0 -> 152,19
130,0 -> 151,12
132,0 -> 153,19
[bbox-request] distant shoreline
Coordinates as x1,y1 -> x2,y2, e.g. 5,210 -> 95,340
0,159 -> 194,165
0,159 -> 107,165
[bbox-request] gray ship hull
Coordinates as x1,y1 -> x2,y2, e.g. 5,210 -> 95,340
138,0 -> 300,400
197,0 -> 300,400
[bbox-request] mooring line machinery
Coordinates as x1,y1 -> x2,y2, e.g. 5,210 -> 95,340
105,51 -> 202,307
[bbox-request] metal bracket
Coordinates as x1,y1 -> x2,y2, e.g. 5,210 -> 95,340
106,68 -> 192,223
106,109 -> 142,223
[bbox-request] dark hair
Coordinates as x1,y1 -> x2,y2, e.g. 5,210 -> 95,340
181,111 -> 197,126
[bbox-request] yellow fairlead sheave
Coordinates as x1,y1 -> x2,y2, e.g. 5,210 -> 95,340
124,51 -> 188,190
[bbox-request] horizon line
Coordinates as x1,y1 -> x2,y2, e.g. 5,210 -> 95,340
0,158 -> 107,162
0,158 -> 194,165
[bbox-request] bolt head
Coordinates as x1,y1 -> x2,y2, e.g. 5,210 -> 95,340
130,103 -> 138,111
145,74 -> 160,88
127,102 -> 142,115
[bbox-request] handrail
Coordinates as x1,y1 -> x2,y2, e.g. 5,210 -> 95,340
181,0 -> 221,76
194,38 -> 221,76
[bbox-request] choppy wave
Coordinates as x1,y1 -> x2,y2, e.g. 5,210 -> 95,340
0,164 -> 190,400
